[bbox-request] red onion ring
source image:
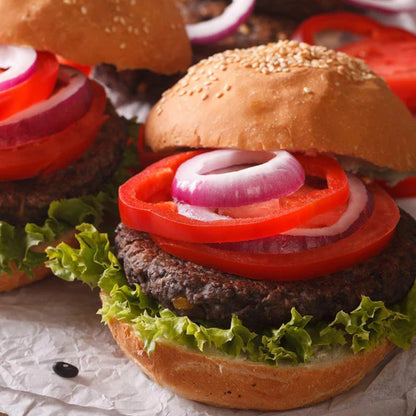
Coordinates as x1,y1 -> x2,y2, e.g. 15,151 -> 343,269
342,0 -> 416,13
0,45 -> 37,92
172,149 -> 305,207
186,0 -> 256,44
212,175 -> 374,253
0,65 -> 92,149
176,202 -> 231,222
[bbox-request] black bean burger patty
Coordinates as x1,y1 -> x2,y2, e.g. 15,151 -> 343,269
115,211 -> 416,330
177,0 -> 355,59
254,0 -> 355,19
0,102 -> 127,225
178,0 -> 297,58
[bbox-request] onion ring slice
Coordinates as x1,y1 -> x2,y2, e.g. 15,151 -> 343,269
0,45 -> 37,92
0,65 -> 92,149
186,0 -> 255,44
172,149 -> 305,207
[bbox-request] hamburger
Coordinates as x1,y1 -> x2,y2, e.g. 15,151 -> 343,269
47,41 -> 416,411
0,0 -> 190,291
94,0 -> 356,117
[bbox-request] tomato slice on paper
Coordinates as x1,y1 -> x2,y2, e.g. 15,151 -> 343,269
0,81 -> 107,181
292,12 -> 416,111
0,51 -> 59,121
151,184 -> 399,281
118,151 -> 349,243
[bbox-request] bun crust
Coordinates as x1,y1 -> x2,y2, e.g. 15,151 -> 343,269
108,317 -> 395,411
0,0 -> 191,73
145,41 -> 416,171
0,229 -> 76,292
0,263 -> 51,292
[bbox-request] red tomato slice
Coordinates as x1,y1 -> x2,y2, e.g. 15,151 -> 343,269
0,51 -> 59,121
0,81 -> 107,181
118,151 -> 349,243
151,183 -> 399,281
378,177 -> 416,199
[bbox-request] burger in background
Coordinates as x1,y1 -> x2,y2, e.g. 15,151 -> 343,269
48,41 -> 416,410
0,0 -> 191,291
94,0 -> 356,118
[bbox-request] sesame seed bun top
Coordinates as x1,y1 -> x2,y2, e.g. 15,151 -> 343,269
145,41 -> 416,171
0,0 -> 191,73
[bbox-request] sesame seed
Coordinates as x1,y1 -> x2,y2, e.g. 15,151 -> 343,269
162,41 -> 376,103
80,6 -> 87,14
181,40 -> 375,82
238,24 -> 250,35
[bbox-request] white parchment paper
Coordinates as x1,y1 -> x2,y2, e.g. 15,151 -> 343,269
1,206 -> 416,416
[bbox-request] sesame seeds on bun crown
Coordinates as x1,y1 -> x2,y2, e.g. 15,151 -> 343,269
0,0 -> 191,73
145,40 -> 416,171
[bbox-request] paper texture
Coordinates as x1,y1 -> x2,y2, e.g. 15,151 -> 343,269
1,199 -> 415,416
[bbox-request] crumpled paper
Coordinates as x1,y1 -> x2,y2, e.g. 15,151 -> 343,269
0,199 -> 415,416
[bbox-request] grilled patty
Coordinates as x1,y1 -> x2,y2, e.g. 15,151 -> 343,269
115,211 -> 416,330
0,102 -> 127,225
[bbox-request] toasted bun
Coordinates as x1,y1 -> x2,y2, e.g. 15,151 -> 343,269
0,229 -> 76,292
146,41 -> 416,171
108,317 -> 395,411
0,0 -> 191,73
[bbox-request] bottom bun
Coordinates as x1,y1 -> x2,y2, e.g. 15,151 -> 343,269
107,316 -> 395,411
0,229 -> 76,292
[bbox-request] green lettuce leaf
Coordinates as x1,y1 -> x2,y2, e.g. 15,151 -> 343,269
0,196 -> 105,277
46,224 -> 416,366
